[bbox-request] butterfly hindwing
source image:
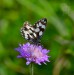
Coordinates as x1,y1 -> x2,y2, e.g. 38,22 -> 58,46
21,18 -> 47,44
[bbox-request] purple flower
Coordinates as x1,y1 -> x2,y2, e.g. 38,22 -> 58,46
15,43 -> 50,65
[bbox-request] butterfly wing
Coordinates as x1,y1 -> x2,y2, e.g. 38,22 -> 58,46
32,18 -> 47,40
21,18 -> 47,44
20,21 -> 33,40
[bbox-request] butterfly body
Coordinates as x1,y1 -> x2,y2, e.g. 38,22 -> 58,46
21,18 -> 47,45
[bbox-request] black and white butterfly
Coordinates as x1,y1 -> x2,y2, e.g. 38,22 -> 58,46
20,18 -> 47,45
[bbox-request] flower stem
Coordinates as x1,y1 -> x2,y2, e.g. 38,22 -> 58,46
30,63 -> 34,75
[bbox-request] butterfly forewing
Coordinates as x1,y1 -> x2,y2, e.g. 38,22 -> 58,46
33,18 -> 47,38
21,18 -> 47,44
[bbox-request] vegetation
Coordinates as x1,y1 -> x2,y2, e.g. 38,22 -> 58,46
0,0 -> 74,75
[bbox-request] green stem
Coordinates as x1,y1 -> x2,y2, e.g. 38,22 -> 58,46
30,63 -> 34,75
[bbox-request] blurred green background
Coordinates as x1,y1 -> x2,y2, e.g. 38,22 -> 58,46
0,0 -> 74,75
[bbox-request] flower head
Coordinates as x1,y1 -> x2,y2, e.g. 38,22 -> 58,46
15,43 -> 50,65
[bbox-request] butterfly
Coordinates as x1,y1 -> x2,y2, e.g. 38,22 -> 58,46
20,18 -> 47,45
